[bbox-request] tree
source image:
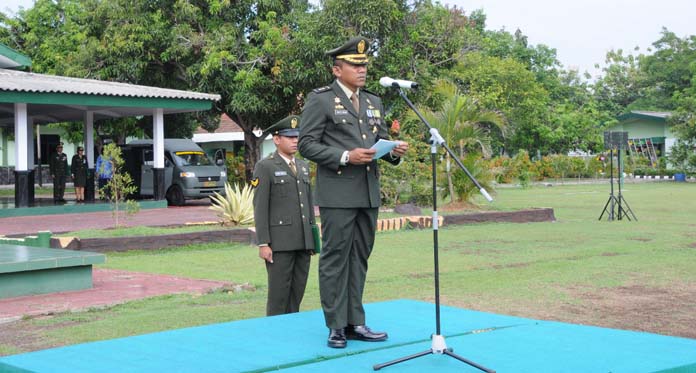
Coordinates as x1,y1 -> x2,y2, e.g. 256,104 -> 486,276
638,29 -> 696,111
407,79 -> 505,203
451,52 -> 550,154
99,143 -> 139,227
592,49 -> 648,116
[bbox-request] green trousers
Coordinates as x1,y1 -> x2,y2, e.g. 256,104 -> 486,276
265,250 -> 311,316
318,207 -> 378,329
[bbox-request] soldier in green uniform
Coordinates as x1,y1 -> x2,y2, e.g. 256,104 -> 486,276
298,36 -> 409,348
71,146 -> 88,202
252,115 -> 316,316
49,142 -> 69,203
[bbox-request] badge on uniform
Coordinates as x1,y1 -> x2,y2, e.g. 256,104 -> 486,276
275,171 -> 287,176
250,178 -> 259,188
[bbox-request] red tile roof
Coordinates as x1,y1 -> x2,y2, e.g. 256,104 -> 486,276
195,114 -> 243,134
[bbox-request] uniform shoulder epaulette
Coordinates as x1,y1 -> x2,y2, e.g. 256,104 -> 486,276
312,86 -> 331,94
362,88 -> 379,97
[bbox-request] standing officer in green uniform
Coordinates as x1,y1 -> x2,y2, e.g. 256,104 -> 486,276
49,142 -> 69,203
299,36 -> 409,348
252,115 -> 316,316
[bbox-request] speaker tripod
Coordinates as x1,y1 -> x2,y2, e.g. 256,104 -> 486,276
598,147 -> 637,221
374,87 -> 495,372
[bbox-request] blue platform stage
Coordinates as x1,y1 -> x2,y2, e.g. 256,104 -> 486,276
1,300 -> 695,372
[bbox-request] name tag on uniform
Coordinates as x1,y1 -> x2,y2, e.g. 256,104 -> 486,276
275,171 -> 287,176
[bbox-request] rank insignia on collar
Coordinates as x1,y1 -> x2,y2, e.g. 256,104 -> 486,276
250,178 -> 259,188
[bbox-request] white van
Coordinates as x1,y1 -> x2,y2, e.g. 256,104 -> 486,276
122,139 -> 226,205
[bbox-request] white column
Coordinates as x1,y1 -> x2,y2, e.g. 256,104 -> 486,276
26,117 -> 35,170
14,103 -> 28,171
84,111 -> 95,168
153,108 -> 164,168
36,124 -> 42,164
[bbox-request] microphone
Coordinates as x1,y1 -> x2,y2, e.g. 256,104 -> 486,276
379,77 -> 419,89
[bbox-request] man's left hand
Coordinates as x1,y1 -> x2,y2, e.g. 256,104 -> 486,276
391,141 -> 409,157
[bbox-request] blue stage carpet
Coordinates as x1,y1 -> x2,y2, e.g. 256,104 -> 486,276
1,300 -> 694,372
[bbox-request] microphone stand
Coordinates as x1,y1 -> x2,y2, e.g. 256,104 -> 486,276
373,87 -> 494,372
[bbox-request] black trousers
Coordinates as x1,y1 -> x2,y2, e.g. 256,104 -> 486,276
98,178 -> 111,199
53,175 -> 66,201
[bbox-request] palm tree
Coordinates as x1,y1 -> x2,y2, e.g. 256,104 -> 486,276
408,80 -> 506,203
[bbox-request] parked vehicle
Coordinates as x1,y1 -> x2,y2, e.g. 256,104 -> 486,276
121,139 -> 226,205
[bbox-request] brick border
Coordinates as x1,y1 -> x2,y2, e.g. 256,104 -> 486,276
54,208 -> 555,252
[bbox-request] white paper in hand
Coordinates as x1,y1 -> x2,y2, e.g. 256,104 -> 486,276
370,139 -> 399,160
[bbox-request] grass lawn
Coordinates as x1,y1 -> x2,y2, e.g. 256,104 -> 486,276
1,181 -> 694,355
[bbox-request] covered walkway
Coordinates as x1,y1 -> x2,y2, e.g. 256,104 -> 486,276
0,42 -> 220,208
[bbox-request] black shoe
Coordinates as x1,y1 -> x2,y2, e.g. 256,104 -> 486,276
327,328 -> 347,348
346,325 -> 388,342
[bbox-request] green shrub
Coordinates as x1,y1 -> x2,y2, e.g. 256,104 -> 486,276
225,149 -> 246,186
379,133 -> 433,207
441,154 -> 495,203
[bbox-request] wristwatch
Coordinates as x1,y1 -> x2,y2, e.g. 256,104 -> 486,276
340,151 -> 350,165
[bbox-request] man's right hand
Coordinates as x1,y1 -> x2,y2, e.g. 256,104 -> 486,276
259,245 -> 273,263
348,148 -> 377,165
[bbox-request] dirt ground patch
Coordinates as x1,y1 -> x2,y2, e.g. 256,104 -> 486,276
558,281 -> 696,339
0,317 -> 80,353
442,280 -> 696,341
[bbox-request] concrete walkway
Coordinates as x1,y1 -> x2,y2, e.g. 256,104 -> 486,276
0,269 -> 230,323
0,202 -> 220,236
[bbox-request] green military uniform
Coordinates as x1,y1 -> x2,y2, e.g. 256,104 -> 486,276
298,37 -> 401,330
71,154 -> 88,187
49,144 -> 69,202
252,115 -> 316,316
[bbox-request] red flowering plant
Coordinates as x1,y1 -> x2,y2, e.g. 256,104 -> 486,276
389,119 -> 401,136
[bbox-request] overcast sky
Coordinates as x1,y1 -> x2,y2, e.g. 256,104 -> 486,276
453,0 -> 694,78
3,0 -> 695,79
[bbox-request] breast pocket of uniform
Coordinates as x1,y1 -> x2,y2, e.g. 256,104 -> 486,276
333,115 -> 357,139
273,176 -> 290,197
271,215 -> 292,227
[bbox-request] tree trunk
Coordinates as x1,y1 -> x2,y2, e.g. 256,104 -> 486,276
244,131 -> 262,182
228,112 -> 263,183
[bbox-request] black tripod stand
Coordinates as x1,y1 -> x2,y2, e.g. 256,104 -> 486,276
598,147 -> 637,221
374,87 -> 495,372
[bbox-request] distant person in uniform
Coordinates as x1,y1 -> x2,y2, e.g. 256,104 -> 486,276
252,115 -> 316,316
71,146 -> 88,202
96,147 -> 113,199
49,142 -> 68,203
298,36 -> 409,348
